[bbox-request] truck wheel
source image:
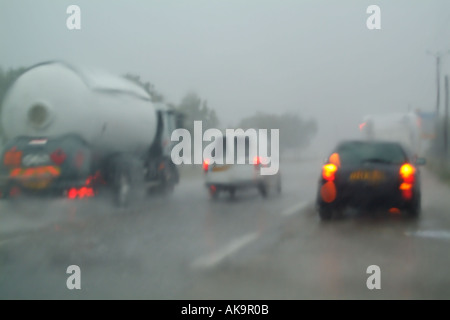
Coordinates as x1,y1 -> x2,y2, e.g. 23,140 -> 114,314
157,159 -> 177,194
115,171 -> 131,208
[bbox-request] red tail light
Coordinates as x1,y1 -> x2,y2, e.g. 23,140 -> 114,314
68,188 -> 77,199
67,187 -> 94,199
399,163 -> 415,200
400,164 -> 415,184
203,158 -> 210,172
322,163 -> 337,181
253,156 -> 268,167
359,122 -> 367,130
50,149 -> 67,165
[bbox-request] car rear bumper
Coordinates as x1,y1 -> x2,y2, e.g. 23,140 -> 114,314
316,182 -> 419,210
205,180 -> 261,190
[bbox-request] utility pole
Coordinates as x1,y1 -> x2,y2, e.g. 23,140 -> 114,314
427,51 -> 450,143
436,56 -> 441,115
427,51 -> 449,116
445,75 -> 449,160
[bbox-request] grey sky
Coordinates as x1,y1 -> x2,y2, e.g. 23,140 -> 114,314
1,0 -> 449,148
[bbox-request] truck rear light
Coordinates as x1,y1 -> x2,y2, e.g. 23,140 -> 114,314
68,188 -> 77,199
78,187 -> 94,198
85,171 -> 105,186
50,149 -> 67,165
67,187 -> 94,199
3,147 -> 22,166
322,163 -> 337,181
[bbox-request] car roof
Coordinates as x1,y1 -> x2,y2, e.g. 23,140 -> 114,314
336,140 -> 405,148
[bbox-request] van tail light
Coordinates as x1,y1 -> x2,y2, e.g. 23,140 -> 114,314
253,156 -> 268,169
50,149 -> 67,165
322,163 -> 337,181
399,163 -> 416,200
203,158 -> 210,172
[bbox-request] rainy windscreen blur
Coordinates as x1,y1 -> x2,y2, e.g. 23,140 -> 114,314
1,0 -> 450,302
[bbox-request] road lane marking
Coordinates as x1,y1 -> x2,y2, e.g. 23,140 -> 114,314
191,233 -> 258,269
405,230 -> 450,240
191,202 -> 310,269
281,201 -> 309,216
0,235 -> 25,247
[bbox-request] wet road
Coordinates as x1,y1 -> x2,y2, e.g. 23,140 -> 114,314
1,156 -> 450,299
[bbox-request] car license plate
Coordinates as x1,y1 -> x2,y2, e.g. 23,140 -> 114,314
212,165 -> 231,172
349,170 -> 385,182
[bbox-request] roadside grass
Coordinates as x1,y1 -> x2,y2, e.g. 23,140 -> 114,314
426,158 -> 450,185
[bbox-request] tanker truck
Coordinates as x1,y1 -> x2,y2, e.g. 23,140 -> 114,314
0,61 -> 180,206
359,112 -> 423,157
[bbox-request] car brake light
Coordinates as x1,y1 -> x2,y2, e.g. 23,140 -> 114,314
399,163 -> 415,200
400,164 -> 415,184
322,163 -> 337,181
203,158 -> 210,172
3,147 -> 22,166
50,149 -> 67,165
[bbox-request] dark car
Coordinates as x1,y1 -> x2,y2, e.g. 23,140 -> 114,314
316,140 -> 425,220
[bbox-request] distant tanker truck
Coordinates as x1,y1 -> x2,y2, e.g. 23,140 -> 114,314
0,61 -> 180,206
359,111 -> 423,157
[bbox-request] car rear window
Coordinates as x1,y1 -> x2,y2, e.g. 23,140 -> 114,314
334,141 -> 407,166
212,136 -> 253,161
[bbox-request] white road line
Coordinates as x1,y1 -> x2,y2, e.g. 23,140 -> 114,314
0,235 -> 24,247
191,233 -> 258,269
281,201 -> 309,216
191,202 -> 309,269
405,230 -> 450,240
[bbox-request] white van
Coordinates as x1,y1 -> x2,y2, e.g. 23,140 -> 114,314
203,132 -> 281,199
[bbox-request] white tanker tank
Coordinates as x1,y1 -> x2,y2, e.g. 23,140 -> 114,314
1,61 -> 158,156
0,61 -> 180,206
